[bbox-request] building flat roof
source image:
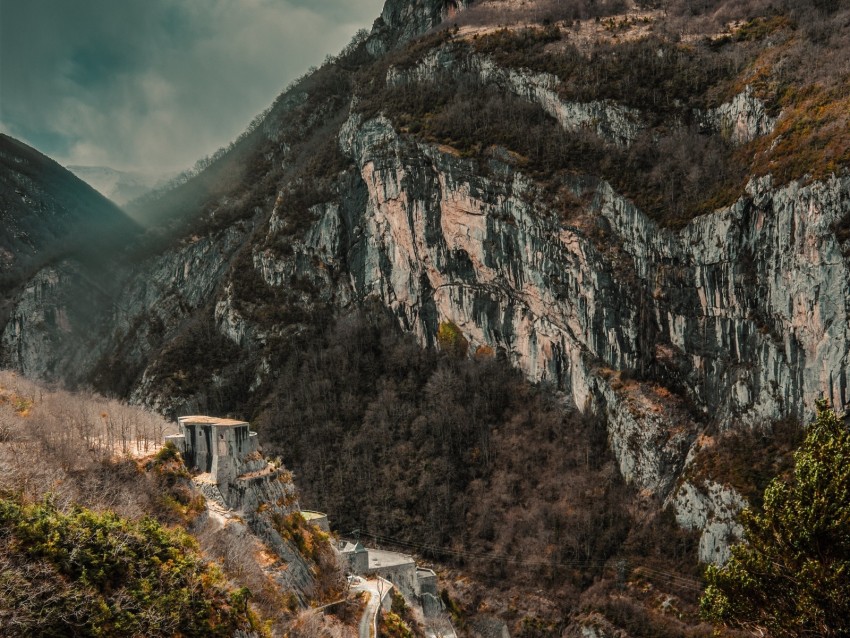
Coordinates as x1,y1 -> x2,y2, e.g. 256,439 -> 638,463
301,511 -> 327,520
179,415 -> 248,427
367,548 -> 415,570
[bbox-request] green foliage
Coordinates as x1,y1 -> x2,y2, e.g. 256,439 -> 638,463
701,402 -> 850,637
153,440 -> 181,464
440,589 -> 465,628
0,497 -> 253,637
380,610 -> 414,638
379,588 -> 422,638
272,511 -> 331,564
391,589 -> 408,615
436,321 -> 469,358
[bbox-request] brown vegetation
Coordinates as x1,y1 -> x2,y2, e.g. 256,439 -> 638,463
354,0 -> 849,227
684,419 -> 803,507
252,309 -> 726,636
0,371 -> 354,637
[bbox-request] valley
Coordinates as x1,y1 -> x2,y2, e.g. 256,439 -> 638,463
1,0 -> 849,636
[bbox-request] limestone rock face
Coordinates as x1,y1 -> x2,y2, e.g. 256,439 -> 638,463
699,86 -> 778,144
2,267 -> 69,378
674,480 -> 747,564
0,261 -> 129,381
2,220 -> 250,390
330,113 -> 850,498
372,0 -> 470,52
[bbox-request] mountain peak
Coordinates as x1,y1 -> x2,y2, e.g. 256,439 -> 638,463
372,0 -> 469,51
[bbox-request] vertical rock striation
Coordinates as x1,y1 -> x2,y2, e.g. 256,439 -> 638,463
281,112 -> 849,498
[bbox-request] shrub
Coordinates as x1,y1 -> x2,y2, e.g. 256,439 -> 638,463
436,321 -> 469,358
0,498 -> 253,637
701,402 -> 850,636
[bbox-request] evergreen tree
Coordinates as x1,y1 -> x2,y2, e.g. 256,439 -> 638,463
701,400 -> 850,637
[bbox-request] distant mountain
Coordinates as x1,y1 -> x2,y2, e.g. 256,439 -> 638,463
0,134 -> 141,379
67,165 -> 175,207
0,135 -> 139,275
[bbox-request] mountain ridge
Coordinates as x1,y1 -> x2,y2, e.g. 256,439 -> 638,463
1,1 -> 849,635
67,164 -> 175,207
0,134 -> 139,270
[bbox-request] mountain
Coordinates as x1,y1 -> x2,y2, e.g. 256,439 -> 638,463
0,135 -> 139,273
0,134 -> 140,378
2,0 -> 850,634
66,164 -> 175,207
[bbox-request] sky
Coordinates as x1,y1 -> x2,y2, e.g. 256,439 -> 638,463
0,0 -> 384,174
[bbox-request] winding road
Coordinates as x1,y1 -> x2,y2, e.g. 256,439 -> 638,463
351,576 -> 391,638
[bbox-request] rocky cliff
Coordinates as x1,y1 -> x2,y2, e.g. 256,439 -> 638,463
2,0 -> 849,576
371,0 -> 470,53
275,108 -> 848,501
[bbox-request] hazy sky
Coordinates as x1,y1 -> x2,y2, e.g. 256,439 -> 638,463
0,0 -> 384,174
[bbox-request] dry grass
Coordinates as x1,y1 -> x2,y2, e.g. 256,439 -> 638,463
454,5 -> 665,52
750,80 -> 850,184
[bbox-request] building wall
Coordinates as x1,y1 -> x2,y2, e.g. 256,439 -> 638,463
417,569 -> 438,597
342,548 -> 369,574
183,424 -> 214,472
368,562 -> 418,600
177,419 -> 261,479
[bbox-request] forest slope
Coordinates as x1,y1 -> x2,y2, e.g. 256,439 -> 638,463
1,1 -> 849,635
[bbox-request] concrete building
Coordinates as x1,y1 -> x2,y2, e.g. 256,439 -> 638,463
301,511 -> 330,533
416,568 -> 438,597
337,539 -> 443,614
166,415 -> 263,483
165,415 -> 295,516
365,548 -> 419,599
339,540 -> 369,574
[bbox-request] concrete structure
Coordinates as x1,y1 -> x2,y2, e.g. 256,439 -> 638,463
366,548 -> 419,599
416,568 -> 438,596
301,510 -> 330,533
339,541 -> 442,610
339,541 -> 369,574
166,415 -> 262,483
165,415 -> 296,516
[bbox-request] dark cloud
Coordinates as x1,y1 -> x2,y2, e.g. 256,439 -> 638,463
0,0 -> 383,173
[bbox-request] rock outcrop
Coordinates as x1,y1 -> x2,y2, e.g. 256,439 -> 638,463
673,480 -> 747,564
699,85 -> 778,145
168,416 -> 325,603
388,45 -> 644,147
370,0 -> 470,53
